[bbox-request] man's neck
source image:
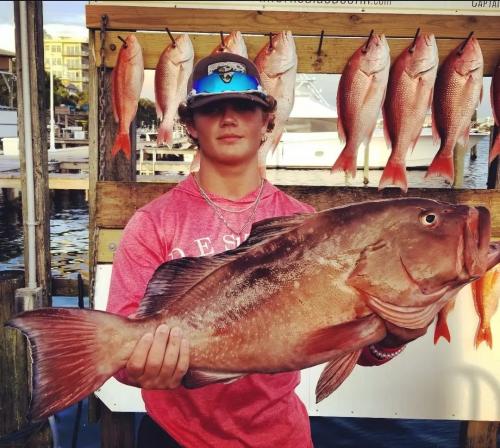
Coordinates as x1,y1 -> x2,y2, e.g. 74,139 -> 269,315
196,160 -> 262,200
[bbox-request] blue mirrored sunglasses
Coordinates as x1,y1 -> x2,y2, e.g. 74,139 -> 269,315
191,72 -> 263,96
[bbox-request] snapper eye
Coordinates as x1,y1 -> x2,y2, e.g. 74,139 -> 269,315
420,212 -> 438,227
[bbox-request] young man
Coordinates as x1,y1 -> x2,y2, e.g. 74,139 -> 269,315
107,53 -> 410,447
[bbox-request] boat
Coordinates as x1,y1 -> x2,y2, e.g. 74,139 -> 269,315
265,76 -> 488,170
266,128 -> 489,170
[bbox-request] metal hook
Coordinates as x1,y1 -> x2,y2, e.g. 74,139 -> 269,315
458,31 -> 474,55
409,28 -> 421,53
317,30 -> 325,57
219,31 -> 225,50
165,27 -> 176,47
361,29 -> 374,53
269,32 -> 274,50
117,35 -> 127,48
101,14 -> 108,28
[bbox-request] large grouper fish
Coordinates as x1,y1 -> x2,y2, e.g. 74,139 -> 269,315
6,198 -> 500,421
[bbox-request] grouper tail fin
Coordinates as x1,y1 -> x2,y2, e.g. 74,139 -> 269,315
5,308 -> 136,421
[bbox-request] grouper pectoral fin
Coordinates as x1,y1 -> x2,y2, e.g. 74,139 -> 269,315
303,314 -> 386,359
301,314 -> 385,402
183,370 -> 246,388
315,350 -> 362,403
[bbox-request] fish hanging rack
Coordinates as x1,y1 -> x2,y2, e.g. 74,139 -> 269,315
85,8 -> 500,442
90,5 -> 499,77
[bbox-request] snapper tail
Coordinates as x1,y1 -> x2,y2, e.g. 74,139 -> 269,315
378,158 -> 408,192
489,134 -> 500,164
433,314 -> 451,344
426,142 -> 454,183
5,308 -> 136,421
475,325 -> 493,349
332,143 -> 357,178
112,132 -> 131,159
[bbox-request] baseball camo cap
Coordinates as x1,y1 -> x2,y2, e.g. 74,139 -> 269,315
186,53 -> 269,109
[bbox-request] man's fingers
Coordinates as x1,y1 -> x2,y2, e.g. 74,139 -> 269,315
142,324 -> 171,378
171,338 -> 190,384
126,332 -> 154,379
158,327 -> 183,384
126,326 -> 190,389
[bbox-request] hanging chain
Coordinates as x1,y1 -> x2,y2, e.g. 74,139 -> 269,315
98,14 -> 108,182
90,14 -> 108,308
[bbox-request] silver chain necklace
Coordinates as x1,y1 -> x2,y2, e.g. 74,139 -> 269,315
193,174 -> 265,236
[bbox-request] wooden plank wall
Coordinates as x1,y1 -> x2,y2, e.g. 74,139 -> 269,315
86,6 -> 499,38
94,181 -> 500,262
87,5 -> 500,75
100,32 -> 500,75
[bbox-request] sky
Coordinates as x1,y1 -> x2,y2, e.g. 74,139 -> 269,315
0,1 -> 88,52
0,1 -> 493,117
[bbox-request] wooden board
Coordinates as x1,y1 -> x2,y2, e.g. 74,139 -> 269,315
97,229 -> 123,263
86,5 -> 500,39
97,31 -> 500,75
0,173 -> 89,190
461,421 -> 499,448
95,181 -> 500,236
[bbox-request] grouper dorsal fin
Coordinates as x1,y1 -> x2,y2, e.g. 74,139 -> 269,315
239,212 -> 311,248
135,212 -> 311,318
136,255 -> 227,318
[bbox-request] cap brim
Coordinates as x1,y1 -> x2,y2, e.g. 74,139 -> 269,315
188,92 -> 269,109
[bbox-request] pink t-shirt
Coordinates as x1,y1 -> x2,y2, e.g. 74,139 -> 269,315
107,174 -> 315,447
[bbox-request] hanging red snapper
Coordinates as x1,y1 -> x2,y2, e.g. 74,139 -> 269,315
490,60 -> 500,163
254,31 -> 297,174
471,265 -> 500,349
155,33 -> 194,147
426,35 -> 483,183
211,31 -> 248,58
380,33 -> 438,192
433,297 -> 456,344
333,34 -> 390,177
7,199 -> 500,420
111,35 -> 144,159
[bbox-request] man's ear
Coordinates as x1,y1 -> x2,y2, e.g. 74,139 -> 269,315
263,112 -> 275,134
186,121 -> 198,139
262,112 -> 272,134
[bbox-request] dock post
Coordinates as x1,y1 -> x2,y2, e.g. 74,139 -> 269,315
10,1 -> 52,445
0,271 -> 28,440
86,25 -> 136,446
97,68 -> 136,448
487,125 -> 499,189
0,271 -> 51,447
1,188 -> 21,205
460,421 -> 498,448
452,143 -> 467,188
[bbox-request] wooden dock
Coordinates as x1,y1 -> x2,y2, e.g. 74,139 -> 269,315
0,143 -> 196,195
0,146 -> 90,195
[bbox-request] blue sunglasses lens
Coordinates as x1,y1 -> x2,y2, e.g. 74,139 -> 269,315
193,72 -> 259,94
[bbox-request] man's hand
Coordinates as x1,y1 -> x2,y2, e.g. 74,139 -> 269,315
125,324 -> 190,389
